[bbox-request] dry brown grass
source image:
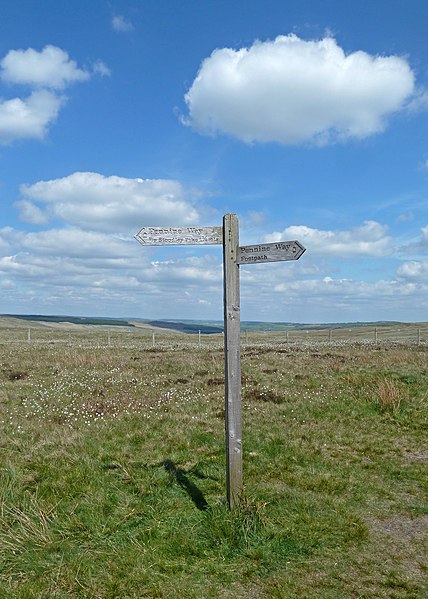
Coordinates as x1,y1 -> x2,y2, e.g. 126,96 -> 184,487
377,378 -> 402,412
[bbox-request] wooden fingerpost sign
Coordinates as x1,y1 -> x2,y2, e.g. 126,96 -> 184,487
135,215 -> 306,510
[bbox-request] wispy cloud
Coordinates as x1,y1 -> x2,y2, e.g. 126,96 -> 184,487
112,15 -> 134,33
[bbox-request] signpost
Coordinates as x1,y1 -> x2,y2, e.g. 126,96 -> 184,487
135,214 -> 306,510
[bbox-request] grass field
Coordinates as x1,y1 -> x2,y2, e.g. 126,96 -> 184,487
0,318 -> 427,597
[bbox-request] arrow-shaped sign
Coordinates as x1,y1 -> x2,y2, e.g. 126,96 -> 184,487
237,240 -> 306,264
135,226 -> 223,246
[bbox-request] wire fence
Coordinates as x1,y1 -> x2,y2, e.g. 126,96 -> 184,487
1,323 -> 427,350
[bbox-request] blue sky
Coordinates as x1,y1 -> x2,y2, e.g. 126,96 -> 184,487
0,0 -> 427,323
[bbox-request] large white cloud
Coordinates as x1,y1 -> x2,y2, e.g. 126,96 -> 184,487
184,34 -> 416,145
264,220 -> 392,257
18,172 -> 201,232
0,45 -> 89,89
0,90 -> 63,143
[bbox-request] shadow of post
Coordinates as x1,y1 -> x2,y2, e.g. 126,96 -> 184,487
162,459 -> 209,511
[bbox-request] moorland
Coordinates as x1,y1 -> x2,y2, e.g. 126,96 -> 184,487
0,317 -> 427,597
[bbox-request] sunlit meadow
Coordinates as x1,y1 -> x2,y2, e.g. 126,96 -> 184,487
0,319 -> 427,598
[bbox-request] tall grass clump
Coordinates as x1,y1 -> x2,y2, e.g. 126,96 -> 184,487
376,378 -> 402,413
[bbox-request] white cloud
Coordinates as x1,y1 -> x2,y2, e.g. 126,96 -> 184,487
264,220 -> 392,257
400,224 -> 428,255
21,228 -> 133,259
19,172 -> 201,232
272,277 -> 414,298
92,60 -> 111,77
148,256 -> 221,283
0,228 -> 139,287
112,15 -> 134,32
396,211 -> 414,223
184,34 -> 416,145
0,90 -> 63,144
14,200 -> 49,225
396,260 -> 428,281
0,45 -> 108,144
0,225 -> 223,317
0,45 -> 89,89
237,267 -> 426,322
406,88 -> 428,113
1,216 -> 427,321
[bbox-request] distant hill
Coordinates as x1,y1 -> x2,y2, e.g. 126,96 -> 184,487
1,314 -> 135,327
1,314 -> 404,334
147,320 -> 222,335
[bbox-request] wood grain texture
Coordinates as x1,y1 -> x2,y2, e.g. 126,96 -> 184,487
223,213 -> 243,510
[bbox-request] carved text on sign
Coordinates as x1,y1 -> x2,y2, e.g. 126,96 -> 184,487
135,226 -> 223,246
237,240 -> 306,264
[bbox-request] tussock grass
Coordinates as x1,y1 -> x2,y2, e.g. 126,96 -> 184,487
0,328 -> 427,597
377,378 -> 402,413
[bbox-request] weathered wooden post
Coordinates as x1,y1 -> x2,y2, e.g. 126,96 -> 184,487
223,214 -> 242,509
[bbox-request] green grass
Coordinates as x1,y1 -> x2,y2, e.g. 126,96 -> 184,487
0,327 -> 427,597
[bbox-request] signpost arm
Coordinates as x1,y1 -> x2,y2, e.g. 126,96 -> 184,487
223,214 -> 243,510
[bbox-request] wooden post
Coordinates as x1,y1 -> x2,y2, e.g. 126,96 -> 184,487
152,332 -> 155,348
223,214 -> 242,510
198,330 -> 201,348
418,328 -> 421,346
27,328 -> 31,342
286,330 -> 289,343
375,327 -> 378,344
